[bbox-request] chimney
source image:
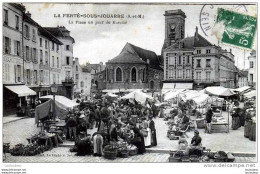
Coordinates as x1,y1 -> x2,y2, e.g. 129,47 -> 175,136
195,26 -> 199,40
26,11 -> 31,18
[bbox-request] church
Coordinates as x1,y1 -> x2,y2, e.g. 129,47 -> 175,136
161,10 -> 235,90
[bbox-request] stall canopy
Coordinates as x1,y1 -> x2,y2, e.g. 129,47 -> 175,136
164,89 -> 185,101
105,93 -> 118,98
121,90 -> 153,104
243,90 -> 256,98
5,85 -> 36,97
179,90 -> 200,101
40,95 -> 79,109
233,86 -> 251,93
162,83 -> 193,94
192,93 -> 210,106
203,86 -> 235,96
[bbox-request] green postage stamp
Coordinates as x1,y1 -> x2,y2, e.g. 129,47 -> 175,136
216,8 -> 257,49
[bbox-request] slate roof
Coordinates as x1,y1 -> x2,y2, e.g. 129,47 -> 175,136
23,13 -> 63,45
107,43 -> 163,70
44,27 -> 75,43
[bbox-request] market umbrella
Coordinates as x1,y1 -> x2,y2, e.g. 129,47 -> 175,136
233,86 -> 251,93
243,90 -> 256,98
121,90 -> 153,105
105,93 -> 118,98
40,95 -> 79,109
203,86 -> 235,97
164,89 -> 185,101
179,90 -> 200,101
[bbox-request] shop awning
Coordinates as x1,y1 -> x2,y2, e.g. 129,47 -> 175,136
243,90 -> 256,98
5,85 -> 36,97
40,95 -> 79,109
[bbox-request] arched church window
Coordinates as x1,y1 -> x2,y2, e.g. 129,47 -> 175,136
131,67 -> 137,82
116,67 -> 123,82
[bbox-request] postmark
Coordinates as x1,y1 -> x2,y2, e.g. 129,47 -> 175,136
215,8 -> 257,49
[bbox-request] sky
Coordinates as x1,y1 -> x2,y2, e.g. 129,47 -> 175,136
23,3 -> 257,69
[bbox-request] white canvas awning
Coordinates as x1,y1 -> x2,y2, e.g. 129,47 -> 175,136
203,86 -> 235,96
233,86 -> 251,93
5,85 -> 36,97
40,95 -> 79,109
121,90 -> 153,104
243,90 -> 256,98
179,90 -> 200,101
164,89 -> 185,101
162,83 -> 193,90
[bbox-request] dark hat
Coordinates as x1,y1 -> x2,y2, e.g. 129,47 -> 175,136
194,130 -> 199,134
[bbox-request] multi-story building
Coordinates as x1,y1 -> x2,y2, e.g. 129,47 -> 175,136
238,70 -> 248,88
73,58 -> 91,97
44,26 -> 75,99
161,10 -> 235,90
248,50 -> 256,87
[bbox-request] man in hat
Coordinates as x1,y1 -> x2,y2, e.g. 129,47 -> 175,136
148,115 -> 157,146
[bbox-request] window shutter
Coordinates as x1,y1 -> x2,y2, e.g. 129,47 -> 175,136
14,65 -> 17,83
3,37 -> 5,54
28,26 -> 30,39
14,41 -> 17,56
8,38 -> 11,54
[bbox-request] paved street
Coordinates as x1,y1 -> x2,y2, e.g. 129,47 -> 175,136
3,147 -> 256,163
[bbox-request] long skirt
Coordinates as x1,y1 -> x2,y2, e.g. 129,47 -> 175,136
232,117 -> 241,130
244,121 -> 250,138
151,130 -> 157,146
93,134 -> 103,155
144,128 -> 151,147
249,122 -> 256,141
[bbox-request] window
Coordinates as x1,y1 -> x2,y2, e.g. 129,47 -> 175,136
169,68 -> 174,78
178,69 -> 182,78
40,50 -> 43,63
196,50 -> 201,54
186,69 -> 190,78
4,37 -> 10,54
52,56 -> 55,67
76,74 -> 79,80
178,56 -> 182,64
206,49 -> 211,54
250,61 -> 254,68
15,15 -> 19,30
206,72 -> 211,81
66,57 -> 70,65
33,48 -> 37,62
26,69 -> 30,85
116,67 -> 123,82
45,51 -> 48,64
4,64 -> 10,82
57,45 -> 59,52
17,65 -> 22,82
26,46 -> 29,61
196,72 -> 201,80
131,67 -> 137,82
57,57 -> 59,68
53,74 -> 56,84
4,9 -> 8,25
81,81 -> 84,87
66,45 -> 70,51
250,74 -> 253,82
76,66 -> 78,71
25,25 -> 30,38
40,38 -> 42,47
206,59 -> 211,67
32,29 -> 36,41
45,40 -> 48,49
34,70 -> 37,84
52,42 -> 54,50
187,56 -> 190,64
57,74 -> 59,84
196,59 -> 201,68
40,70 -> 43,83
66,71 -> 70,78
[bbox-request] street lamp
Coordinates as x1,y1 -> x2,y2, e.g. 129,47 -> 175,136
50,83 -> 58,121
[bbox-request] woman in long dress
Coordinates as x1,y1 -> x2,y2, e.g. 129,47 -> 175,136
92,132 -> 103,156
142,120 -> 151,147
148,115 -> 157,147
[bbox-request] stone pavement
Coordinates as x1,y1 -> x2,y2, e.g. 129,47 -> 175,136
3,115 -> 25,124
3,147 -> 257,163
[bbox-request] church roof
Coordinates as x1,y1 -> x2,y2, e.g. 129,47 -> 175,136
107,43 -> 163,70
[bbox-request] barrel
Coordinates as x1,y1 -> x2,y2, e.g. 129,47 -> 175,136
249,121 -> 256,141
244,121 -> 250,138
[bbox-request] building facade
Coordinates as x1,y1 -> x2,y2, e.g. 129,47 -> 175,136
238,70 -> 248,88
248,50 -> 256,87
162,10 -> 235,90
73,58 -> 91,97
103,43 -> 163,92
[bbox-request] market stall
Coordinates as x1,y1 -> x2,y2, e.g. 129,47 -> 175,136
121,89 -> 153,105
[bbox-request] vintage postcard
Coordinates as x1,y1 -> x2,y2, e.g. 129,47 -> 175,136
1,2 -> 258,172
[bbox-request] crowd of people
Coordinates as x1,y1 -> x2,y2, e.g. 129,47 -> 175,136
63,98 -> 158,156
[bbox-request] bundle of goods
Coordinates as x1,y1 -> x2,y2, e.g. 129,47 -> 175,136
75,136 -> 93,156
10,143 -> 45,156
127,144 -> 138,156
117,141 -> 129,158
10,144 -> 25,156
214,151 -> 228,162
103,145 -> 118,159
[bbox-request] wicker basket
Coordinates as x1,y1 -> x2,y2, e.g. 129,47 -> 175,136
190,155 -> 199,162
181,155 -> 190,162
103,150 -> 118,160
129,149 -> 138,156
120,150 -> 129,158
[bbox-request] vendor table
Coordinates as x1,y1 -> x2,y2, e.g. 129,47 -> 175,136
211,121 -> 229,133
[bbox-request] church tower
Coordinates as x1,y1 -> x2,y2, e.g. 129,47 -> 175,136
162,10 -> 186,50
